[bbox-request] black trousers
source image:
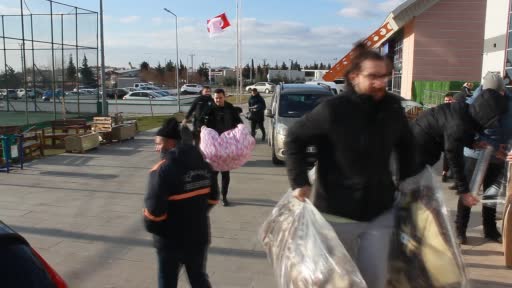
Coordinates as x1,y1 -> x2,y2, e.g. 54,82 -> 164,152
455,157 -> 502,236
250,120 -> 265,138
212,171 -> 230,199
157,245 -> 211,288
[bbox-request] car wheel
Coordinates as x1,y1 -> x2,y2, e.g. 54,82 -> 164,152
265,88 -> 270,94
271,138 -> 284,165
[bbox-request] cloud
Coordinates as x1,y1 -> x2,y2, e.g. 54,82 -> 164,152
0,5 -> 21,14
337,0 -> 406,19
119,16 -> 140,24
151,17 -> 163,24
102,17 -> 365,68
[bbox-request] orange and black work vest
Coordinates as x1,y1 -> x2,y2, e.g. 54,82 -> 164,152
143,144 -> 218,248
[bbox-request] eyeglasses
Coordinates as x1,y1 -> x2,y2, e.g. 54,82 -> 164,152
360,73 -> 391,82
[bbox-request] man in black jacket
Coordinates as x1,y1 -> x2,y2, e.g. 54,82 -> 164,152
248,88 -> 266,141
205,88 -> 243,206
286,42 -> 417,288
454,82 -> 474,103
183,86 -> 214,145
144,118 -> 218,288
411,88 -> 507,209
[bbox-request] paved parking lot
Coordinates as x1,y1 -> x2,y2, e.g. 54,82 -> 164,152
0,127 -> 511,287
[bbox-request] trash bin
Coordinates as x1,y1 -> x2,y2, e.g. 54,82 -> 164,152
97,101 -> 109,115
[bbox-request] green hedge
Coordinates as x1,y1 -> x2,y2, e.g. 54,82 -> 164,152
412,80 -> 480,105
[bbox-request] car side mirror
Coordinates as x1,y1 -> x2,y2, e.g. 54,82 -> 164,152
265,109 -> 274,118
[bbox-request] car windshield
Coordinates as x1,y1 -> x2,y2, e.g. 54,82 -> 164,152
156,91 -> 170,96
278,93 -> 329,118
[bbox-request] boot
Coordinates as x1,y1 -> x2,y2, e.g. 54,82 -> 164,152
442,173 -> 448,183
261,133 -> 266,142
222,195 -> 230,207
483,206 -> 502,243
455,197 -> 471,245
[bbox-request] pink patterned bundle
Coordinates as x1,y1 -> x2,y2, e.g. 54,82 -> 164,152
200,124 -> 256,171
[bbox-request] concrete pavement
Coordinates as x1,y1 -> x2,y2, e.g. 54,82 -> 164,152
0,128 -> 511,287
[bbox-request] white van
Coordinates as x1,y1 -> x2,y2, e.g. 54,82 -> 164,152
305,81 -> 342,95
133,83 -> 150,89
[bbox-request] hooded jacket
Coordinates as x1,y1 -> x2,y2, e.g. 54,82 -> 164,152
411,89 -> 507,195
286,90 -> 417,222
144,144 -> 219,248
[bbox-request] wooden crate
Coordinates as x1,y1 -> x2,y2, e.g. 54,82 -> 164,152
92,117 -> 114,132
112,124 -> 136,141
64,133 -> 100,153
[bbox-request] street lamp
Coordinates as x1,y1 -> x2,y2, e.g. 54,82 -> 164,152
289,58 -> 293,82
163,8 -> 181,112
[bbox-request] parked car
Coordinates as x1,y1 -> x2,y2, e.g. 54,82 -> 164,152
246,82 -> 275,94
113,88 -> 129,98
124,87 -> 138,92
155,90 -> 172,96
180,84 -> 203,94
0,220 -> 68,287
123,91 -> 176,101
42,90 -> 64,101
265,84 -> 333,165
133,83 -> 150,89
138,85 -> 161,91
305,81 -> 342,95
0,89 -> 20,100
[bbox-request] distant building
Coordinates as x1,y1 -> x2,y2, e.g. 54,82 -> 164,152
482,0 -> 511,87
303,70 -> 328,82
268,70 -> 305,82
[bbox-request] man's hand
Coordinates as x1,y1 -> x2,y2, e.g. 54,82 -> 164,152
461,193 -> 479,207
293,186 -> 312,202
507,150 -> 512,162
496,145 -> 507,160
473,141 -> 489,150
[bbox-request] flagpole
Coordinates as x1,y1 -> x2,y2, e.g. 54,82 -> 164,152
236,0 -> 240,103
239,0 -> 243,103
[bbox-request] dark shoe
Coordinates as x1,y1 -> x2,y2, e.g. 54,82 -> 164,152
484,228 -> 503,243
442,174 -> 448,183
261,135 -> 266,141
457,234 -> 468,245
222,199 -> 230,207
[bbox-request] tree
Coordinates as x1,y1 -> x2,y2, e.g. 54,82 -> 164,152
280,62 -> 288,70
242,64 -> 250,80
165,60 -> 175,72
319,62 -> 326,70
179,60 -> 186,78
197,62 -> 209,82
256,64 -> 263,81
327,63 -> 332,70
223,76 -> 236,87
155,62 -> 165,77
66,54 -> 77,82
250,59 -> 255,80
0,65 -> 21,88
140,61 -> 150,72
80,55 -> 95,86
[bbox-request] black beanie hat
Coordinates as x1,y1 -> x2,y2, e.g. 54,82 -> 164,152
156,117 -> 181,140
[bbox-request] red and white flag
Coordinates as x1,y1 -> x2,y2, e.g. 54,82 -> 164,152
207,13 -> 231,37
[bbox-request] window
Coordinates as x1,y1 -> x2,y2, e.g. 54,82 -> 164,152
506,2 -> 512,87
278,93 -> 331,118
392,38 -> 403,95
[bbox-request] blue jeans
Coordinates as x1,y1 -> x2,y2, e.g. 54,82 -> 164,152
157,245 -> 211,288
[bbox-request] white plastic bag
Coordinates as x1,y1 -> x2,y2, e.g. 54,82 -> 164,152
259,191 -> 367,288
388,167 -> 469,288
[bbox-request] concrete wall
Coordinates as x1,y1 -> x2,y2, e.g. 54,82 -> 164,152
412,0 -> 487,82
401,19 -> 416,99
481,0 -> 510,78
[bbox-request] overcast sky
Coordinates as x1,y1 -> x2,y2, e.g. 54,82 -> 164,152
0,0 -> 405,69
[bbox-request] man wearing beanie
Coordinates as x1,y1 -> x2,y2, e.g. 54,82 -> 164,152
411,74 -> 508,230
454,72 -> 508,244
143,117 -> 218,288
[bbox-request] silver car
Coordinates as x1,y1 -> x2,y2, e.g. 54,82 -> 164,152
265,84 -> 334,165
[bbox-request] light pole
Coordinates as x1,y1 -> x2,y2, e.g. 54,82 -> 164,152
289,59 -> 293,82
163,8 -> 181,112
100,0 -> 107,115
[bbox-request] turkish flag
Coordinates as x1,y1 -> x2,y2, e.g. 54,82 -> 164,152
207,13 -> 231,37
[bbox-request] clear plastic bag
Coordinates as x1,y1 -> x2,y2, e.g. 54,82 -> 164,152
259,191 -> 367,288
388,167 -> 469,288
469,146 -> 507,208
